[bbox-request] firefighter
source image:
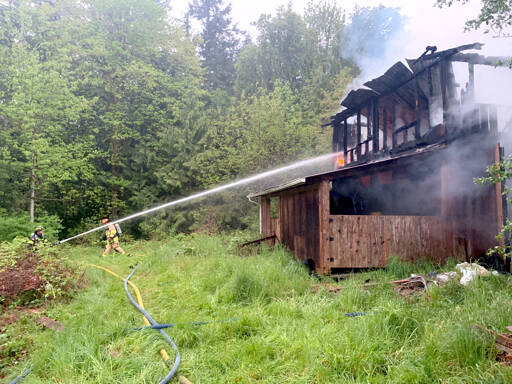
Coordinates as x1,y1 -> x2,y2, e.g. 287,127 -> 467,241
101,218 -> 126,256
28,226 -> 47,249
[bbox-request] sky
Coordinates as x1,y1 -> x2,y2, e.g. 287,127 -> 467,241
171,0 -> 512,107
170,0 -> 512,57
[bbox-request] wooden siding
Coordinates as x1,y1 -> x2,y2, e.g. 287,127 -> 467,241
258,137 -> 503,275
277,186 -> 321,270
327,215 -> 459,269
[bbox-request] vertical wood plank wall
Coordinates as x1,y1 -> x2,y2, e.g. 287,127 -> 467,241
259,140 -> 502,274
327,215 -> 458,269
275,186 -> 322,271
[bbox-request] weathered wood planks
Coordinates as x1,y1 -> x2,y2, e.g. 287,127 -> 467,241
327,215 -> 458,268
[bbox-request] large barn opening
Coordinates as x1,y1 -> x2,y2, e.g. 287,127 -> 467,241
329,158 -> 442,216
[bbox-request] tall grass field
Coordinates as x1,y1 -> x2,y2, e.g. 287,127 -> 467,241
2,234 -> 512,383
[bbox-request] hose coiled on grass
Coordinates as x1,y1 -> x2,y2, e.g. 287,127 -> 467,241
8,367 -> 32,384
124,266 -> 181,383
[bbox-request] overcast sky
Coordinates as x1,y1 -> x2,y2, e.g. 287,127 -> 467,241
171,0 -> 512,106
171,0 -> 511,57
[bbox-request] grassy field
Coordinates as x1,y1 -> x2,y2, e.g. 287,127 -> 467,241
3,233 -> 512,383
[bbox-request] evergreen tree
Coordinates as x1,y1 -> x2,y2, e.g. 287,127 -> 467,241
187,0 -> 242,91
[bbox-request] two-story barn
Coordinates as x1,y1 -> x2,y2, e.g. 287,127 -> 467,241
249,43 -> 509,275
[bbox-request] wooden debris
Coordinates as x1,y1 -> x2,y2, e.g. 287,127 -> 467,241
474,325 -> 512,364
36,316 -> 66,332
179,376 -> 193,384
391,275 -> 431,297
311,281 -> 383,294
238,235 -> 276,256
311,283 -> 342,293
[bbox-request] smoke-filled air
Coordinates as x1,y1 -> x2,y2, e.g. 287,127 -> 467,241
2,1 -> 512,383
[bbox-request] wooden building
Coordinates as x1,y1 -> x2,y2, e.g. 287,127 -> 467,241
249,44 -> 508,275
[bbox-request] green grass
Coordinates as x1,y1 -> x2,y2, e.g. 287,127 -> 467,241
3,234 -> 512,383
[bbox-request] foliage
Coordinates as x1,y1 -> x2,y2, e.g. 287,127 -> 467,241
475,155 -> 512,262
0,241 -> 82,307
2,235 -> 512,382
0,212 -> 62,242
186,0 -> 244,91
0,237 -> 27,272
0,0 -> 407,237
436,0 -> 512,36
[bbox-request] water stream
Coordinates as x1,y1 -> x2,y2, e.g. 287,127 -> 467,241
59,152 -> 338,244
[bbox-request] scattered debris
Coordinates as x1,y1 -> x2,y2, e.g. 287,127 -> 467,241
311,283 -> 342,293
35,316 -> 65,332
431,271 -> 458,284
237,235 -> 276,256
311,281 -> 381,294
178,376 -> 193,384
474,325 -> 512,364
392,274 -> 432,296
456,262 -> 491,285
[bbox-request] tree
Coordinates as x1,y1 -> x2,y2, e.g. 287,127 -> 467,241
238,6 -> 316,93
69,0 -> 206,222
0,0 -> 93,223
186,0 -> 243,91
476,157 -> 512,272
436,0 -> 512,36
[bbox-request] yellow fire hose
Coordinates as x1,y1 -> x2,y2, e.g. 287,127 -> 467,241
91,264 -> 192,384
90,264 -> 171,362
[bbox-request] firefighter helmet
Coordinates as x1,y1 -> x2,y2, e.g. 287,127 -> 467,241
102,218 -> 109,225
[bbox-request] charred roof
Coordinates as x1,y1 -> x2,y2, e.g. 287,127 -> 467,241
329,42 -> 507,127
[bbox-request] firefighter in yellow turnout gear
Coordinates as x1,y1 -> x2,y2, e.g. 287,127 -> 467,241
101,218 -> 125,256
27,226 -> 48,250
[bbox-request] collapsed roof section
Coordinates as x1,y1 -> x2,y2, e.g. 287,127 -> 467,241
329,42 -> 509,166
332,43 -> 490,124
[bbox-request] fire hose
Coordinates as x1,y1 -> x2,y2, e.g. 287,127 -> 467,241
123,266 -> 181,383
8,264 -> 182,384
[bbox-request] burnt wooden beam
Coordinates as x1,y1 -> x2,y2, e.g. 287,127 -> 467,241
468,63 -> 475,102
356,110 -> 362,159
479,104 -> 489,132
393,120 -> 417,135
383,108 -> 388,150
373,100 -> 379,152
427,67 -> 433,97
366,105 -> 371,155
392,100 -> 397,148
414,80 -> 421,140
452,52 -> 511,66
239,234 -> 277,248
489,105 -> 498,133
418,42 -> 483,62
332,124 -> 339,152
343,119 -> 348,162
440,58 -> 450,132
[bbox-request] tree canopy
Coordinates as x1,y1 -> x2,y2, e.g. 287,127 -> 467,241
0,0 -> 403,237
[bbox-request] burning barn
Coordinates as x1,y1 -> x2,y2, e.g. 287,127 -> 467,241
250,43 -> 509,275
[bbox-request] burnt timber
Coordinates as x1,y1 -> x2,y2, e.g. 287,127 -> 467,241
250,43 -> 510,275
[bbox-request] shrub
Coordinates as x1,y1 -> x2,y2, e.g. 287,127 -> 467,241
0,211 -> 62,242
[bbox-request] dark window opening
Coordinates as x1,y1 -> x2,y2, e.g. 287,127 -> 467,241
329,161 -> 441,216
